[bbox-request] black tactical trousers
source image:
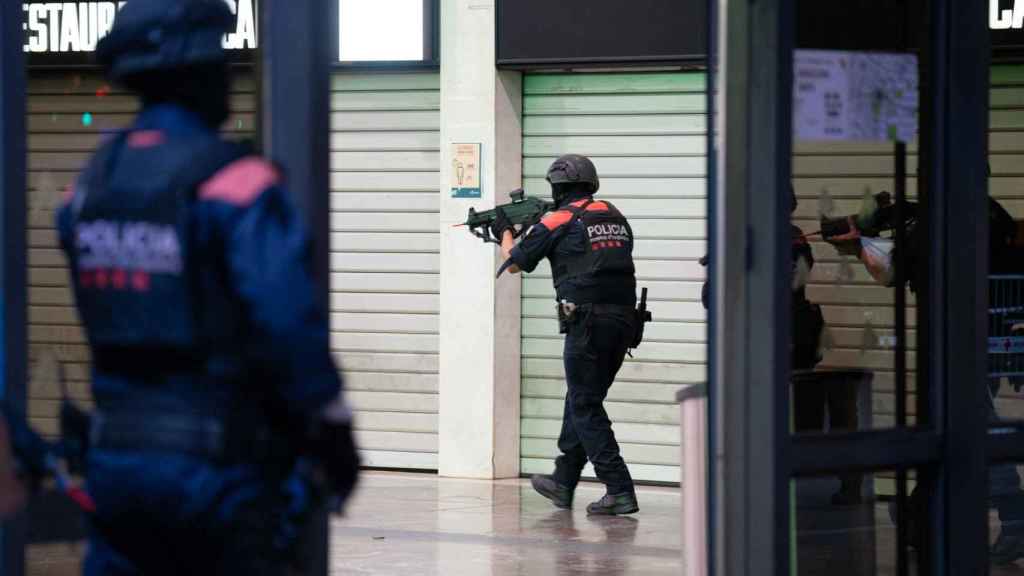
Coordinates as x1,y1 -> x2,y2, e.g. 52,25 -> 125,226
988,379 -> 1024,535
552,308 -> 635,495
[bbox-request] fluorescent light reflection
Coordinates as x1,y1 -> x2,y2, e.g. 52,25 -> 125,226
339,0 -> 424,61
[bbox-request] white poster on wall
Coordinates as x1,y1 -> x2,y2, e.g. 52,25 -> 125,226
793,50 -> 919,143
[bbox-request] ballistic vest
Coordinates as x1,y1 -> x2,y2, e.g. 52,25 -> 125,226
550,199 -> 636,292
66,131 -> 246,352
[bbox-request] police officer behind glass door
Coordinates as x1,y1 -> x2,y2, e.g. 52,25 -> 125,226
495,154 -> 639,515
55,1 -> 359,573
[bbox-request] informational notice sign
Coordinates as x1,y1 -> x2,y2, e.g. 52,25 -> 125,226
450,143 -> 482,198
793,50 -> 919,143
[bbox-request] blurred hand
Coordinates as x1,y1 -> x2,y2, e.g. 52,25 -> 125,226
312,421 -> 360,512
0,416 -> 29,519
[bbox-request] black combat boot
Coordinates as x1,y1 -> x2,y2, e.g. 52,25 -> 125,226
530,474 -> 574,509
586,492 -> 639,516
991,530 -> 1024,565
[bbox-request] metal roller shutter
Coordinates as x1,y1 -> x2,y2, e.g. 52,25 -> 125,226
25,71 -> 257,436
26,70 -> 442,470
519,72 -> 708,484
330,72 -> 441,470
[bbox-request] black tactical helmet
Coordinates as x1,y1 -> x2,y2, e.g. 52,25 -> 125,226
96,0 -> 234,81
545,154 -> 600,194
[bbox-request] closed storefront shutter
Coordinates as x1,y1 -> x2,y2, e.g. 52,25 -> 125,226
330,72 -> 441,469
518,72 -> 708,484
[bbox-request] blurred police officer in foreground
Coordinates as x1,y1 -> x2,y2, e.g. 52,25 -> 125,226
494,154 -> 640,515
14,0 -> 361,573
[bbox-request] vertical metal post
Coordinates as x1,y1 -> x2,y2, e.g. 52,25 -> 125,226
931,0 -> 990,572
260,2 -> 331,576
704,0 -> 718,573
0,1 -> 28,575
261,0 -> 332,300
712,0 -> 793,574
895,141 -> 907,430
917,0 -> 945,571
893,140 -> 909,576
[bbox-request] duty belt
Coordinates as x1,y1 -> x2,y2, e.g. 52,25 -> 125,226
557,300 -> 635,334
578,303 -> 636,315
562,302 -> 636,318
89,411 -> 290,464
92,348 -> 206,377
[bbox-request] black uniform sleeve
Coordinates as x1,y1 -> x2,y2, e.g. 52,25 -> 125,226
213,178 -> 343,417
232,188 -> 341,413
509,210 -> 573,273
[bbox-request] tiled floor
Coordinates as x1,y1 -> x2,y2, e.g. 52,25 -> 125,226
330,472 -> 683,575
23,472 -> 684,576
22,472 -> 1024,575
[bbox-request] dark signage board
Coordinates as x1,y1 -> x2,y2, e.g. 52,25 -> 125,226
496,0 -> 706,68
23,0 -> 257,67
498,0 -> 1020,68
796,0 -> 1023,58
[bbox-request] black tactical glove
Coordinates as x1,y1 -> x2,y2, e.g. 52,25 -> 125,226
60,400 -> 91,475
820,215 -> 863,257
1,405 -> 54,490
490,207 -> 515,241
310,420 -> 360,510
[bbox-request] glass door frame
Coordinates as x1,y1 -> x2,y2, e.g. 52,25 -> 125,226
708,0 -> 997,574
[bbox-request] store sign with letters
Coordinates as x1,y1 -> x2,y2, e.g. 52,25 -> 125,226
991,0 -> 1024,30
22,0 -> 257,64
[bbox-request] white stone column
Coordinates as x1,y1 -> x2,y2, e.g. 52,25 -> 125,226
437,0 -> 523,478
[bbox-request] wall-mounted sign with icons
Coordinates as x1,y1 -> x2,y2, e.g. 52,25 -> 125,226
450,143 -> 482,199
23,0 -> 258,66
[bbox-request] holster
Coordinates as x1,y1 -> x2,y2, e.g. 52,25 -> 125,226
630,297 -> 652,350
630,311 -> 646,349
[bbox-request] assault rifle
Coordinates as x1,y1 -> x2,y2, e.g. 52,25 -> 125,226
819,191 -> 918,256
457,188 -> 554,244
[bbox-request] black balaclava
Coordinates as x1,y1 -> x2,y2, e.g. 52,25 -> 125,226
122,61 -> 232,129
552,182 -> 593,207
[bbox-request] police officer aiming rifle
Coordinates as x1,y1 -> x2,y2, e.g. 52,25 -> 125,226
491,154 -> 649,515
